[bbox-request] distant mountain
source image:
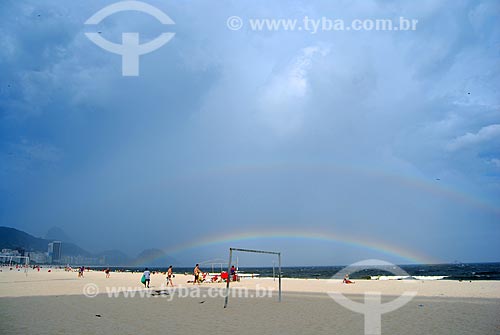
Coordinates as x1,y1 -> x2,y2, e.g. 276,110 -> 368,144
96,249 -> 131,266
0,227 -> 48,252
0,227 -> 177,267
59,242 -> 92,257
132,248 -> 178,267
0,226 -> 90,256
45,226 -> 72,242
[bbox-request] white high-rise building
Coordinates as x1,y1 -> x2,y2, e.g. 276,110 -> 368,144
48,241 -> 62,264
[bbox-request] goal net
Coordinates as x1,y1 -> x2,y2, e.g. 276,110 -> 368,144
224,247 -> 281,308
0,255 -> 30,276
0,255 -> 30,266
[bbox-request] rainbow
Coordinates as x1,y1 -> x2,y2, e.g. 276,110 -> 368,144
134,163 -> 498,266
140,228 -> 439,266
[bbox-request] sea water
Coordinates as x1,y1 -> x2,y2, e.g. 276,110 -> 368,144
93,262 -> 500,280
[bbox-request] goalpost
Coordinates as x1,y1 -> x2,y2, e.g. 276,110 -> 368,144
0,255 -> 30,276
224,247 -> 281,308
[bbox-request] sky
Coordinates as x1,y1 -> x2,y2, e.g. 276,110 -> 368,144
0,0 -> 499,266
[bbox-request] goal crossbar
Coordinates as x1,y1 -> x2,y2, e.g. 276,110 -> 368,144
0,255 -> 30,265
224,247 -> 281,308
0,255 -> 30,277
229,247 -> 280,255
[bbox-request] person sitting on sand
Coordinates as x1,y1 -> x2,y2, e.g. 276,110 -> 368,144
200,272 -> 208,283
143,268 -> 151,288
343,274 -> 354,284
166,265 -> 174,287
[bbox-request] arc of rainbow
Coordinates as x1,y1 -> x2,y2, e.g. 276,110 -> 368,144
139,229 -> 438,266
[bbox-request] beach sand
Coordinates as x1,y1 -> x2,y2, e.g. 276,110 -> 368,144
1,269 -> 499,334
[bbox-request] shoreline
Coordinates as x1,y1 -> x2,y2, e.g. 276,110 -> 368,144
6,262 -> 499,281
1,269 -> 500,299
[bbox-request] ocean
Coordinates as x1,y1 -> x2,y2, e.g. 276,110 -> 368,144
94,262 -> 500,281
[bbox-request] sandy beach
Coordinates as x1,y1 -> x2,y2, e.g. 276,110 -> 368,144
3,0 -> 500,333
1,268 -> 499,335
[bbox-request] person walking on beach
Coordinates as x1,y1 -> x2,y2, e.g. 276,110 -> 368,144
230,265 -> 237,282
193,264 -> 201,285
105,268 -> 110,278
166,265 -> 174,287
143,268 -> 151,288
78,266 -> 85,278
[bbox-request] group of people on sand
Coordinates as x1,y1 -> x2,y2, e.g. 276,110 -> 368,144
141,265 -> 174,288
192,263 -> 231,284
112,263 -> 243,289
138,263 -> 219,288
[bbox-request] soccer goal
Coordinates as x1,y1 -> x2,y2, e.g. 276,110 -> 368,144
0,255 -> 29,266
0,255 -> 30,276
224,247 -> 281,308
